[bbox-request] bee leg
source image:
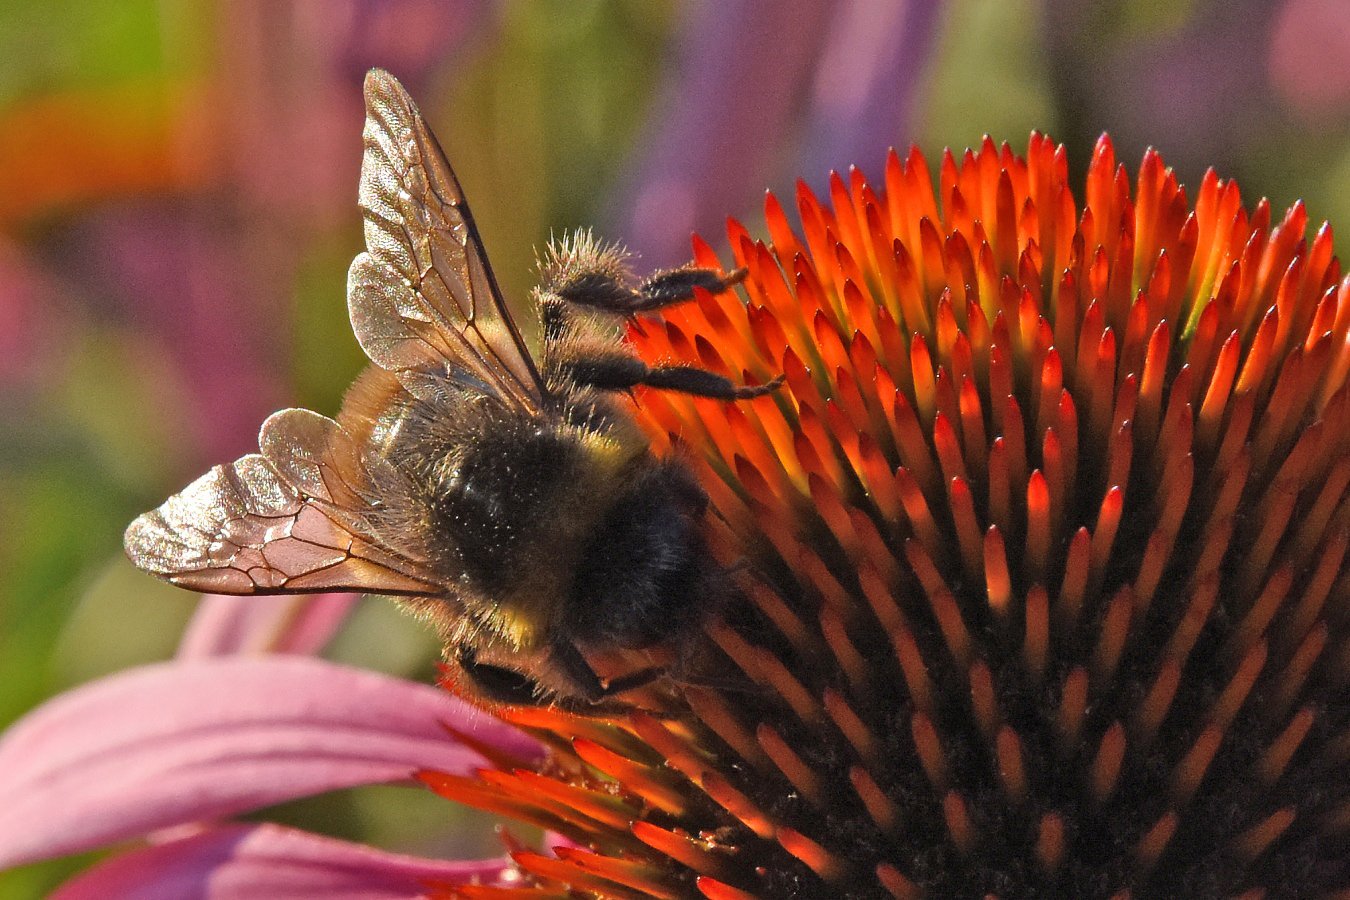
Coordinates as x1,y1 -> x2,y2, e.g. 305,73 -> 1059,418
600,666 -> 665,696
628,265 -> 747,312
552,639 -> 663,701
550,267 -> 746,316
540,292 -> 571,341
641,366 -> 785,399
561,352 -> 785,401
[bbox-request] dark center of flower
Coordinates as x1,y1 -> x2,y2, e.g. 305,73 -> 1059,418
426,134 -> 1350,900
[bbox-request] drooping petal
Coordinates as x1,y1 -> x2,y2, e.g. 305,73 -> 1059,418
177,593 -> 361,658
51,822 -> 510,900
0,655 -> 541,869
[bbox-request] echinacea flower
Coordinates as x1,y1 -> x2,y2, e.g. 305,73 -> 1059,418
434,135 -> 1350,897
3,133 -> 1348,898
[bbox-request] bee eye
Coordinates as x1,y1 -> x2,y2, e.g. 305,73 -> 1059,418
456,646 -> 545,706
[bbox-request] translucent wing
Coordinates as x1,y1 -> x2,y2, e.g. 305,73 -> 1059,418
350,68 -> 543,408
124,409 -> 442,596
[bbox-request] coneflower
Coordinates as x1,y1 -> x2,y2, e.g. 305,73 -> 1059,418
424,134 -> 1350,899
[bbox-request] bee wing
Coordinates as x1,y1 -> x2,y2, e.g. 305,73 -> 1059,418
350,68 -> 544,408
125,409 -> 442,596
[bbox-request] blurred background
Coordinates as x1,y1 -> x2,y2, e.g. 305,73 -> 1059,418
2,0 -> 1348,894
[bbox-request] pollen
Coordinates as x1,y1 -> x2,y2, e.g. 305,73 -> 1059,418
425,134 -> 1350,898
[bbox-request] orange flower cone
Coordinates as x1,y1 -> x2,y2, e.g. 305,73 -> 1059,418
426,134 -> 1350,899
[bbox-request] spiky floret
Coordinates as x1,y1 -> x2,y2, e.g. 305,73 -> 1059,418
425,134 -> 1350,899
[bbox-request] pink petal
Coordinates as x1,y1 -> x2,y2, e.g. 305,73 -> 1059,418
177,593 -> 361,658
0,655 -> 540,869
52,823 -> 510,900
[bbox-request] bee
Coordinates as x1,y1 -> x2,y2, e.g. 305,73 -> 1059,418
124,69 -> 780,708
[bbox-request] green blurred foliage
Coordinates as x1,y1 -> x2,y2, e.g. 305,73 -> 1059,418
433,1 -> 675,310
920,0 -> 1058,150
0,0 -> 167,101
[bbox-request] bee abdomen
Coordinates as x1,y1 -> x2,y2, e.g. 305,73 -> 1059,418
422,422 -> 580,593
566,461 -> 714,649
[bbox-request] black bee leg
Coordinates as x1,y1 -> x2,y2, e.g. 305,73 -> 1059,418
540,293 -> 570,341
642,365 -> 785,399
600,666 -> 665,696
552,639 -> 663,702
629,266 -> 748,313
562,352 -> 784,400
551,266 -> 746,316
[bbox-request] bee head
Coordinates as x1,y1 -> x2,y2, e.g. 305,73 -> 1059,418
449,644 -> 553,707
